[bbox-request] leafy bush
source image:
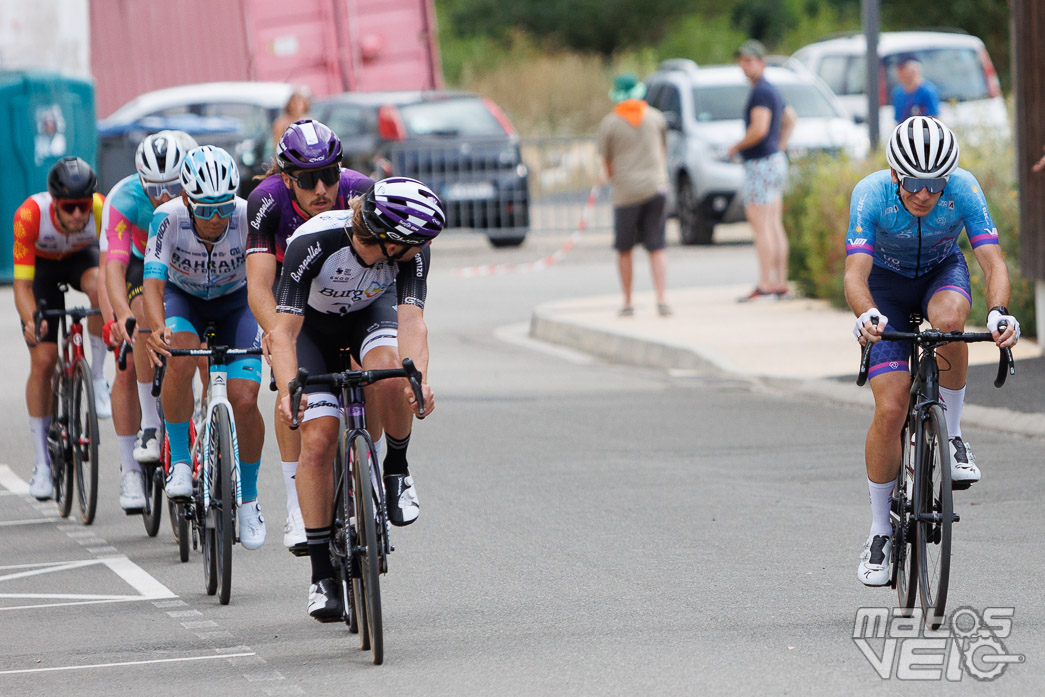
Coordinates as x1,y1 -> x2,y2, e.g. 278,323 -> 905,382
784,143 -> 1036,336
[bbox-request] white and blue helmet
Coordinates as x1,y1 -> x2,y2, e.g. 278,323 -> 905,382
180,145 -> 239,201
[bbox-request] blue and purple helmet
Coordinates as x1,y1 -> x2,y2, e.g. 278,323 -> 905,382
361,177 -> 445,246
275,119 -> 342,171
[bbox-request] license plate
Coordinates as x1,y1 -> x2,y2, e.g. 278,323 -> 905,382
445,182 -> 495,200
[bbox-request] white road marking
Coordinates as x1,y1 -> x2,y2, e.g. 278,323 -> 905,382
0,652 -> 256,675
0,465 -> 30,495
0,556 -> 176,610
0,518 -> 54,527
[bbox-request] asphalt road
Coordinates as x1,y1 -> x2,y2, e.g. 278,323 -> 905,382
1,225 -> 1041,695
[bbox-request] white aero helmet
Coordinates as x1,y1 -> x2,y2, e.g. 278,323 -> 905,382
180,145 -> 240,201
886,116 -> 959,179
135,131 -> 190,183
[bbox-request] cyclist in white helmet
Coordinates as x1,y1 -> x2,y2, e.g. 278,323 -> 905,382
101,130 -> 195,510
142,145 -> 268,549
845,117 -> 1020,586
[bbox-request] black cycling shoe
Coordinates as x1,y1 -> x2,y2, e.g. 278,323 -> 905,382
384,474 -> 419,527
307,578 -> 343,622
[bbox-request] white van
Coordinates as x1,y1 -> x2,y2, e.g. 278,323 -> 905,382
791,31 -> 1007,140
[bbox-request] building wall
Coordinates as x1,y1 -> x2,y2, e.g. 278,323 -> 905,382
0,0 -> 90,77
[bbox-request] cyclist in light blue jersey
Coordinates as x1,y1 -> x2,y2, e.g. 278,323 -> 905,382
846,117 -> 1020,586
143,145 -> 267,550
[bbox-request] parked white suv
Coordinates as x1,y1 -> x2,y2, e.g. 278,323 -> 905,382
790,31 -> 1007,140
643,59 -> 868,245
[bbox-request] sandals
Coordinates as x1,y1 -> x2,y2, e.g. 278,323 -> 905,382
618,306 -> 634,317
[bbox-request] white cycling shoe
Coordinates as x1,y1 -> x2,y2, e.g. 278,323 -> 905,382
93,378 -> 112,420
133,428 -> 161,464
949,438 -> 981,488
858,534 -> 892,587
119,471 -> 147,511
30,464 -> 54,500
238,501 -> 266,550
283,507 -> 306,549
165,462 -> 193,500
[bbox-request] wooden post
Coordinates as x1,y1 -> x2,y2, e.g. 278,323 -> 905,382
1013,0 -> 1045,338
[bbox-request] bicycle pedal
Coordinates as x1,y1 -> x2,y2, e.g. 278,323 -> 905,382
123,508 -> 145,516
288,545 -> 309,557
951,480 -> 974,492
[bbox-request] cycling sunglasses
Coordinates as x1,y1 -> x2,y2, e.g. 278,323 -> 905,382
57,199 -> 92,214
899,176 -> 947,195
189,198 -> 237,220
142,179 -> 183,199
287,165 -> 340,190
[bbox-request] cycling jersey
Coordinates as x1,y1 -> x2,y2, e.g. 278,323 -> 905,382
144,198 -> 249,299
12,192 -> 104,281
845,168 -> 999,279
275,210 -> 429,317
102,174 -> 155,264
245,169 -> 373,264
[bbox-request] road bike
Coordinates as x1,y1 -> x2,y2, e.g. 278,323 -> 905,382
288,356 -> 425,665
857,313 -> 1014,629
152,328 -> 262,605
34,299 -> 101,525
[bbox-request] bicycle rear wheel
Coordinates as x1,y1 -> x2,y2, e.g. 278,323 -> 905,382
893,421 -> 918,614
209,405 -> 235,605
71,360 -> 99,525
142,463 -> 163,537
50,371 -> 74,519
916,404 -> 952,630
350,432 -> 382,665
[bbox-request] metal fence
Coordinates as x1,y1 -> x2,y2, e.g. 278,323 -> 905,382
519,136 -> 612,234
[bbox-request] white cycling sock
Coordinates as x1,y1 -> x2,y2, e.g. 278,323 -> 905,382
868,478 -> 895,538
89,334 -> 108,381
29,416 -> 52,466
939,385 -> 965,439
372,437 -> 384,475
282,461 -> 299,513
118,435 -> 140,475
137,381 -> 161,431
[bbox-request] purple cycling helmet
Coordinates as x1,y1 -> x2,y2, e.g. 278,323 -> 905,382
275,119 -> 342,170
361,177 -> 445,246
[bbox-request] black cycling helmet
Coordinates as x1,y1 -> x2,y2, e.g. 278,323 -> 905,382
47,156 -> 98,199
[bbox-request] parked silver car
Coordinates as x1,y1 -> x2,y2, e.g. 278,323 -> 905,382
643,59 -> 869,244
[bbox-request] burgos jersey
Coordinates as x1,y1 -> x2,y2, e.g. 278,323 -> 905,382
12,192 -> 104,281
845,168 -> 998,278
144,198 -> 249,299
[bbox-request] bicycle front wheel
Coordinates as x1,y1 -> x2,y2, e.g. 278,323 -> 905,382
71,360 -> 99,525
142,463 -> 163,537
893,420 -> 917,614
350,432 -> 382,665
209,404 -> 235,605
50,370 -> 74,518
916,404 -> 952,630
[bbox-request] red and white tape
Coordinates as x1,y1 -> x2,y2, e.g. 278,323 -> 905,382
453,184 -> 600,278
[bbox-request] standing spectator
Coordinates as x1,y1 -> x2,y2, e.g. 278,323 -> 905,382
597,72 -> 671,317
272,86 -> 312,149
729,39 -> 797,302
892,54 -> 940,122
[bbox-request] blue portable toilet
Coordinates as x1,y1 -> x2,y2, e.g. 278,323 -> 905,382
0,71 -> 96,283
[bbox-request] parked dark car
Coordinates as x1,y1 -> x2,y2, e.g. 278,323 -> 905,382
311,90 -> 530,247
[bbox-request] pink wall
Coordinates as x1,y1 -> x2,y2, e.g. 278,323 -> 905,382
90,0 -> 441,117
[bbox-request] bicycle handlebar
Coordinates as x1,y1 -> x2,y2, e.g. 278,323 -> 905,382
287,358 -> 425,430
856,318 -> 1015,388
117,318 -> 137,370
32,300 -> 102,344
150,345 -> 264,396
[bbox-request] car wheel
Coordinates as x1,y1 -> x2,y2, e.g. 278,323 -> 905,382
488,233 -> 526,248
677,176 -> 714,245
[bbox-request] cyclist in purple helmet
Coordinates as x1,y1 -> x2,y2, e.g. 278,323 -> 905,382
246,118 -> 373,553
267,177 -> 444,621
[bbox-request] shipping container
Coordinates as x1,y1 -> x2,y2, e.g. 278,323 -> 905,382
89,0 -> 441,117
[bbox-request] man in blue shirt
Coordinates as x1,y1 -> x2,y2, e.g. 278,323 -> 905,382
892,54 -> 940,122
728,39 -> 797,302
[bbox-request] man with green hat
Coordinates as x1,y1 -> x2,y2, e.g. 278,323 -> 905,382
598,72 -> 671,317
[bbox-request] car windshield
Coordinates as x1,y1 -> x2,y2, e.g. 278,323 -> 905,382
399,98 -> 505,137
884,48 -> 988,101
318,104 -> 375,139
691,83 -> 839,121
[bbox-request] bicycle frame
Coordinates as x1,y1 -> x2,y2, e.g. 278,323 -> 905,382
195,355 -> 243,521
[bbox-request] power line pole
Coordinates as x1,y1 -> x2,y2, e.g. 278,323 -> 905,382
862,0 -> 880,150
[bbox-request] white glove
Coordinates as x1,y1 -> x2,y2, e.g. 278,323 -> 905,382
987,310 -> 1020,342
853,308 -> 887,340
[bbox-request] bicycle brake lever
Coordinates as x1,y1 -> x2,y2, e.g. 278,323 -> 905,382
117,318 -> 137,370
151,357 -> 167,397
289,367 -> 309,430
401,357 -> 425,417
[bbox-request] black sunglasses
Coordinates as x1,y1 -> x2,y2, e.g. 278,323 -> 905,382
287,166 -> 340,190
899,176 -> 947,195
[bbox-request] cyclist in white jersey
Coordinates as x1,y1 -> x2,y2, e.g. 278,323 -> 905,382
142,146 -> 267,549
847,117 -> 1020,586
